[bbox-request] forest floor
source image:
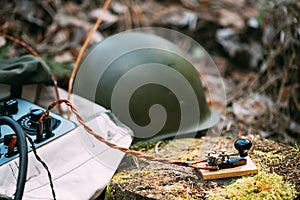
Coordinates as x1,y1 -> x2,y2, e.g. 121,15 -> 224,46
1,0 -> 299,146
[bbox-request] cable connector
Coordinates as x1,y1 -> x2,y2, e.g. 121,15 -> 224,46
35,121 -> 43,143
45,116 -> 54,138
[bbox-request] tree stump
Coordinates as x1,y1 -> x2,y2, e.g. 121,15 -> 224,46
105,137 -> 299,199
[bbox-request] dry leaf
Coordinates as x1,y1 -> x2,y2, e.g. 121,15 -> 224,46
111,2 -> 128,14
233,94 -> 273,124
54,51 -> 73,63
163,11 -> 198,30
0,36 -> 6,48
216,9 -> 245,31
52,30 -> 69,45
89,9 -> 118,24
90,31 -> 104,44
55,13 -> 90,30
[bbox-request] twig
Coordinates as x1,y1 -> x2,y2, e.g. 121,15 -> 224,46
257,73 -> 281,93
155,141 -> 162,156
1,33 -> 39,57
292,83 -> 300,111
275,48 -> 295,107
67,0 -> 112,119
51,74 -> 63,114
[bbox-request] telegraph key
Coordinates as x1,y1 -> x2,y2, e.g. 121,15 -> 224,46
196,138 -> 258,180
0,98 -> 76,166
204,138 -> 252,169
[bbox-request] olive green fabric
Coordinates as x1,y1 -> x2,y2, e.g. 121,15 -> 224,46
0,55 -> 52,85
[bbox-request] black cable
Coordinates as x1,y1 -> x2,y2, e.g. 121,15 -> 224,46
0,116 -> 28,200
26,136 -> 56,200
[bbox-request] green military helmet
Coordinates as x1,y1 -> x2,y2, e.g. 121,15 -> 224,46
73,32 -> 219,142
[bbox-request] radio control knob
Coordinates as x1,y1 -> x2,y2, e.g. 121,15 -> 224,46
4,99 -> 18,115
30,109 -> 45,122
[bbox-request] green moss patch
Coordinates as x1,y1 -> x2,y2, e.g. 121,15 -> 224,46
207,171 -> 298,200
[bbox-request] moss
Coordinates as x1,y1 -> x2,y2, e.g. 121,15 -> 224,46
141,170 -> 153,176
130,140 -> 168,152
291,143 -> 300,154
207,171 -> 298,200
105,180 -> 137,200
42,57 -> 73,89
43,57 -> 73,78
105,182 -> 130,200
253,150 -> 285,166
0,46 -> 8,60
105,180 -> 153,200
104,183 -> 114,200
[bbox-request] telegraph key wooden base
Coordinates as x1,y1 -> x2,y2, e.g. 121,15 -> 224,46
196,157 -> 258,180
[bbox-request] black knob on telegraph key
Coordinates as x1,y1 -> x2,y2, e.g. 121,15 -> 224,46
234,138 -> 252,157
